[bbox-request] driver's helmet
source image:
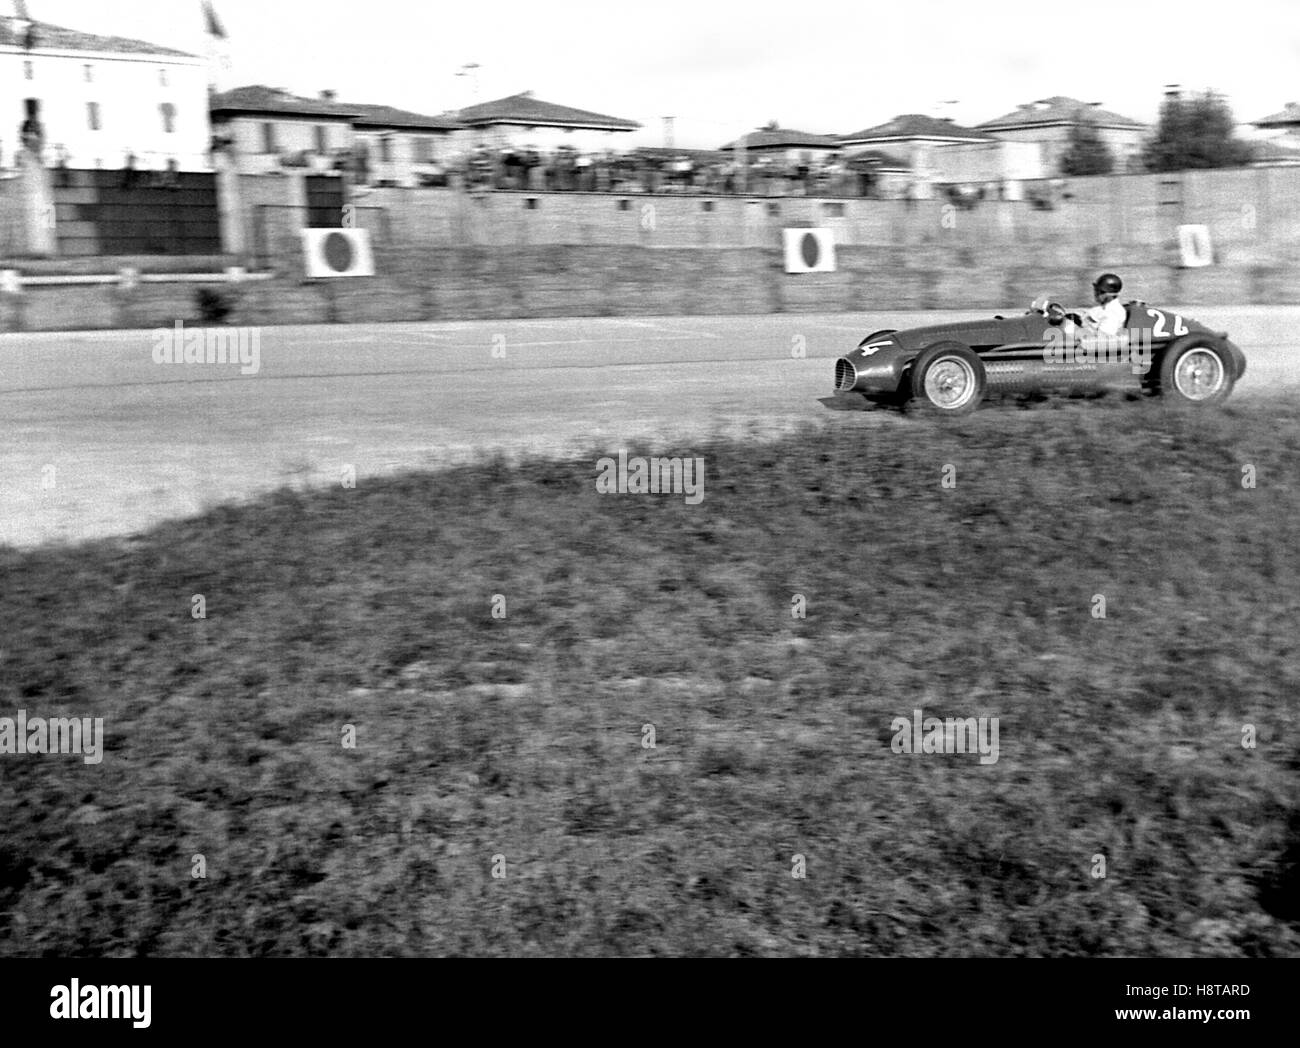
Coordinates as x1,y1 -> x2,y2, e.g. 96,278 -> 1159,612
1093,272 -> 1123,295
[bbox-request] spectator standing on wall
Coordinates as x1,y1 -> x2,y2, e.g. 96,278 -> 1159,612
721,158 -> 737,195
352,141 -> 371,187
673,154 -> 692,193
120,151 -> 137,190
53,143 -> 71,187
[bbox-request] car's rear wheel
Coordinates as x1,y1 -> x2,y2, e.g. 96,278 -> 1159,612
1156,336 -> 1235,405
910,342 -> 986,415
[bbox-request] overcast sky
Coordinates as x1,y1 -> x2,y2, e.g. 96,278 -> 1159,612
27,0 -> 1300,148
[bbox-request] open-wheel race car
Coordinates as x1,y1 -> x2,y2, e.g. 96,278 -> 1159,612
833,300 -> 1247,414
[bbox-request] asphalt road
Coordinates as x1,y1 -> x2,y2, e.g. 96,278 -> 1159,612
2,307 -> 1297,548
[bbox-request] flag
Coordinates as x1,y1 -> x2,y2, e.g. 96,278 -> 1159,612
201,1 -> 227,39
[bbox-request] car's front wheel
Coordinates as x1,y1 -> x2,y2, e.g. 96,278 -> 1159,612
909,342 -> 986,415
1156,337 -> 1235,405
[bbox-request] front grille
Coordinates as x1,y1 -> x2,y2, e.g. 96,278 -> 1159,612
835,358 -> 857,392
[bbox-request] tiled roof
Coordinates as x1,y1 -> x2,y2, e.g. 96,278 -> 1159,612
211,86 -> 361,120
839,114 -> 997,143
455,92 -> 639,131
1252,102 -> 1300,127
844,148 -> 909,170
978,96 -> 1146,130
719,127 -> 839,151
348,104 -> 464,131
0,19 -> 197,57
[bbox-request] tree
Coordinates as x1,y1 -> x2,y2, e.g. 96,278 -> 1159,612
1142,91 -> 1255,172
1059,118 -> 1114,176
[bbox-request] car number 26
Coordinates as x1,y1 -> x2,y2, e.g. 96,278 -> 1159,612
1147,308 -> 1188,338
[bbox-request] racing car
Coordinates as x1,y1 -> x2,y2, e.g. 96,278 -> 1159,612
833,300 -> 1247,414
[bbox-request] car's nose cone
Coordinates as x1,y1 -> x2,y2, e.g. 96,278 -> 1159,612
835,358 -> 857,392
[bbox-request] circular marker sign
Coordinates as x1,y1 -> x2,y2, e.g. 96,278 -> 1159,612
322,231 -> 357,273
302,228 -> 375,278
782,228 -> 836,274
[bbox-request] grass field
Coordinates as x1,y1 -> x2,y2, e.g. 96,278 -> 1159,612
1,395 -> 1297,956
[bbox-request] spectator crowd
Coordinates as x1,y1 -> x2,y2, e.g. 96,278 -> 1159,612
414,145 -> 896,198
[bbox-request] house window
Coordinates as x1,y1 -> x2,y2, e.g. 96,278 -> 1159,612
84,64 -> 94,82
160,102 -> 176,134
159,68 -> 168,87
701,201 -> 715,212
87,102 -> 101,131
378,135 -> 392,162
415,137 -> 435,163
524,198 -> 538,210
23,60 -> 32,80
314,125 -> 328,154
822,202 -> 845,217
261,122 -> 277,153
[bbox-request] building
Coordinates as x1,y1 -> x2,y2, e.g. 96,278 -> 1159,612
838,114 -> 998,196
342,104 -> 462,187
718,123 -> 841,165
210,87 -> 464,187
841,148 -> 912,196
209,86 -> 357,175
453,91 -> 639,153
1249,103 -> 1300,166
976,96 -> 1148,174
1,4 -> 211,171
923,140 -> 1046,198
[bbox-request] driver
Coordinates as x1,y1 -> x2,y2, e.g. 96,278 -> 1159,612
1081,273 -> 1126,337
1038,273 -> 1127,341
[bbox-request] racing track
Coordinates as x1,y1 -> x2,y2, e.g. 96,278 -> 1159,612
2,307 -> 1298,548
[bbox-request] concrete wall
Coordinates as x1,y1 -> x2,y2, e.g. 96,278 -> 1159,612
340,165 -> 1300,262
3,164 -> 1300,331
5,245 -> 1300,333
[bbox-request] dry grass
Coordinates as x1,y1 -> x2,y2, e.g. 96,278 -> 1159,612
1,396 -> 1297,956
